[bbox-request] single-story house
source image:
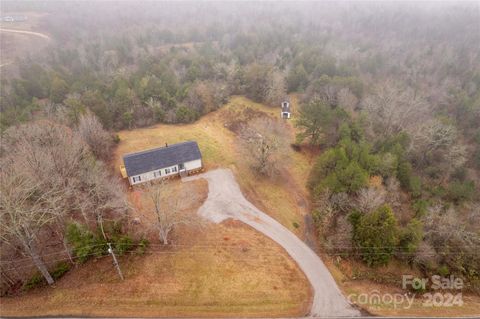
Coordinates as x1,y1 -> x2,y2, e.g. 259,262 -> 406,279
121,141 -> 202,185
281,100 -> 291,119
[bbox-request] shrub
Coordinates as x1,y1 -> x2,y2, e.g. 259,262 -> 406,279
311,209 -> 323,225
114,235 -> 134,256
312,150 -> 369,194
430,185 -> 446,198
352,205 -> 399,266
397,160 -> 413,189
447,180 -> 475,203
136,238 -> 150,255
409,176 -> 422,198
175,105 -> 198,123
66,223 -> 107,263
24,273 -> 46,290
292,222 -> 300,229
24,261 -> 72,291
398,219 -> 423,257
412,199 -> 429,218
338,162 -> 369,193
376,153 -> 398,178
51,262 -> 71,280
437,265 -> 450,277
397,160 -> 422,196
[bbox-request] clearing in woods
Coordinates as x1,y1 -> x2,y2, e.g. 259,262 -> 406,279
113,95 -> 314,237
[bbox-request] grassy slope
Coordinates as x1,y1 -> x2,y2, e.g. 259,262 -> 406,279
0,222 -> 311,317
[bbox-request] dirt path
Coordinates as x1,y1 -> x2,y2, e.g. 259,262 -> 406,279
184,169 -> 360,317
0,28 -> 51,40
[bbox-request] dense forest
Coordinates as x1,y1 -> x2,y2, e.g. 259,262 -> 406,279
1,1 -> 479,294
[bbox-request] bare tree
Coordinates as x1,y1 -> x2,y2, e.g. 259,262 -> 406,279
326,214 -> 353,254
149,182 -> 199,245
1,121 -> 86,266
356,187 -> 386,213
76,113 -> 113,161
265,70 -> 287,107
420,205 -> 480,273
1,120 -> 89,191
362,83 -> 432,137
73,160 -> 128,239
240,118 -> 288,176
413,241 -> 439,269
313,189 -> 334,221
409,119 -> 466,174
329,192 -> 352,214
0,120 -> 127,283
0,169 -> 65,285
337,88 -> 358,115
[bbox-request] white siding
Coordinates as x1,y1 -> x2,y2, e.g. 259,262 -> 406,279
184,159 -> 202,171
128,158 -> 202,185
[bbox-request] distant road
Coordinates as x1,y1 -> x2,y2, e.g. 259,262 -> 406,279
0,27 -> 51,40
184,169 -> 361,317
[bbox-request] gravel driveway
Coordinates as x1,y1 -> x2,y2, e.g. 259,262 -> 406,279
184,169 -> 360,317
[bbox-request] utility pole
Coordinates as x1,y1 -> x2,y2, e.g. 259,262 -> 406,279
107,243 -> 124,280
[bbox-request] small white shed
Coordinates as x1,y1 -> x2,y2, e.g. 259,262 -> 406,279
281,101 -> 291,119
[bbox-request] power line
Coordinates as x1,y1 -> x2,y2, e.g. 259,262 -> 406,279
3,246 -> 480,273
2,240 -> 479,266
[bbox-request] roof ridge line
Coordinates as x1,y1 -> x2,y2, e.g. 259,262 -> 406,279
123,140 -> 196,158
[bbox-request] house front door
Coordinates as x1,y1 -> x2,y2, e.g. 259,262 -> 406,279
179,163 -> 185,170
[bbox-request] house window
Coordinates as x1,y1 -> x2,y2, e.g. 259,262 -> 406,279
132,175 -> 141,183
154,170 -> 162,178
165,168 -> 171,174
172,166 -> 177,173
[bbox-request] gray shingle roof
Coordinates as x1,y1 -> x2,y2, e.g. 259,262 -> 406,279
123,141 -> 202,176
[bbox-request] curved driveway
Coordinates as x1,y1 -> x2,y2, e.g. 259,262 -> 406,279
184,169 -> 360,317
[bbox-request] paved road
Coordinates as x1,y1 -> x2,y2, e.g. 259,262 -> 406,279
184,169 -> 360,317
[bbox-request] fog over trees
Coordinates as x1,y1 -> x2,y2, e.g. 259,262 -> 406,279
0,1 -> 479,294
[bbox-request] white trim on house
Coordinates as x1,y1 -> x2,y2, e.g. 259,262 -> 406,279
128,159 -> 202,185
